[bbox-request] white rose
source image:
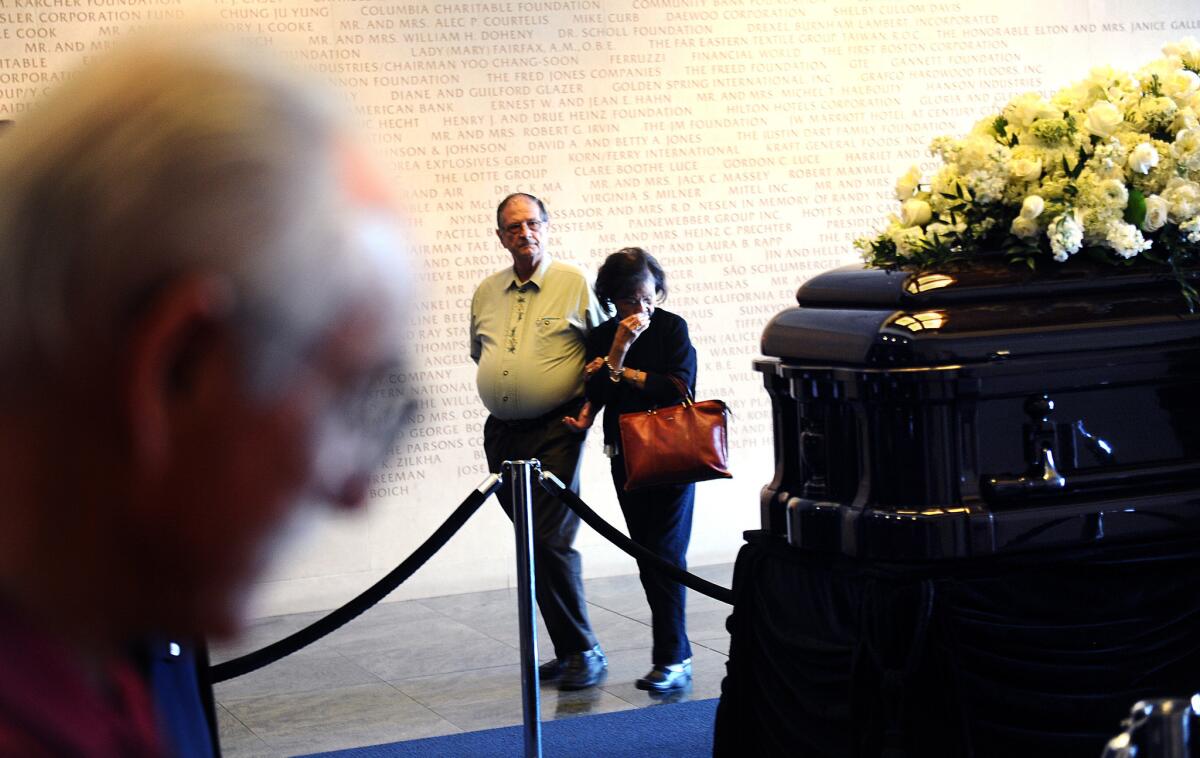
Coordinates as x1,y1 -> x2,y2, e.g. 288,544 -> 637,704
1020,195 -> 1045,220
1088,65 -> 1120,88
1172,106 -> 1200,134
894,166 -> 922,201
1127,142 -> 1160,174
1163,177 -> 1200,222
1052,83 -> 1089,113
1173,128 -> 1200,170
1005,93 -> 1061,128
1084,101 -> 1124,139
1164,69 -> 1200,100
1099,179 -> 1129,208
1164,37 -> 1200,62
1142,194 -> 1169,232
1164,39 -> 1200,76
899,198 -> 932,228
1010,216 -> 1039,239
1009,157 -> 1043,182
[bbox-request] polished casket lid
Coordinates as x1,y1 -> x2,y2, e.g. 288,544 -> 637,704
762,260 -> 1200,368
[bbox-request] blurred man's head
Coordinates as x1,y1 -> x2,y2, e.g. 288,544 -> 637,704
0,36 -> 412,643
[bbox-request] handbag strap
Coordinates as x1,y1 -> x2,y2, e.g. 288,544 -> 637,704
667,375 -> 693,406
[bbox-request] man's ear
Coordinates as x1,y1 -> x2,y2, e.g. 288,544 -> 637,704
123,275 -> 236,476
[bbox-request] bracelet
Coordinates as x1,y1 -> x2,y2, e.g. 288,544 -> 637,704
604,358 -> 622,383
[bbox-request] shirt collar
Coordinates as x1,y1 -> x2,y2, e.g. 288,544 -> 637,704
507,254 -> 552,292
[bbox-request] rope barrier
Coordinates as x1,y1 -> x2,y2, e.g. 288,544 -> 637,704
210,466 -> 735,683
209,474 -> 502,683
539,471 -> 735,605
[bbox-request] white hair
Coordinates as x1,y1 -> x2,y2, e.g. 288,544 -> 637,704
0,33 -> 388,396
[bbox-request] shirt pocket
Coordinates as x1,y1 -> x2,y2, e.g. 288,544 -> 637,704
534,315 -> 571,356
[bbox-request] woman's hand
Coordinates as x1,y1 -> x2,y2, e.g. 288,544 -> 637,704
562,400 -> 595,432
613,312 -> 650,350
583,356 -> 605,378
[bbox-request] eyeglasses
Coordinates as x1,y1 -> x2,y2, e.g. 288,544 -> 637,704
617,296 -> 656,309
501,219 -> 545,236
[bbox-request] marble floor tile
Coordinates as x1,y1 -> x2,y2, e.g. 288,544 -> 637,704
214,703 -> 280,758
425,591 -> 555,658
223,682 -> 459,756
684,605 -> 733,641
215,563 -> 735,757
693,636 -> 731,656
390,663 -> 525,710
473,602 -> 653,656
580,574 -> 653,620
317,608 -> 490,660
214,647 -> 381,703
210,610 -> 329,663
415,586 -> 523,620
336,617 -> 522,680
395,664 -> 636,732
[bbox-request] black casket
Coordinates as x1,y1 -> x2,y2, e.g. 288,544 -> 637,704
715,261 -> 1200,758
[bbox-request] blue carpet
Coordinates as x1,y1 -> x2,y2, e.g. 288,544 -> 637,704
297,697 -> 717,758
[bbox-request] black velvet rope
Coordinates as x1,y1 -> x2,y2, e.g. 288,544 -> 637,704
209,474 -> 502,683
539,471 -> 735,605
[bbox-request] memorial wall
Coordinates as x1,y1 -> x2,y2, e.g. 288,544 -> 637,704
2,0 -> 1197,615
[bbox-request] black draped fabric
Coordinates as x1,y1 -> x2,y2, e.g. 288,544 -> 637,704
714,532 -> 1200,758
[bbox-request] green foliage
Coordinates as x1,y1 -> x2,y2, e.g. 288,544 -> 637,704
1146,73 -> 1163,97
1125,189 -> 1147,227
1062,146 -> 1089,180
1005,240 -> 1040,270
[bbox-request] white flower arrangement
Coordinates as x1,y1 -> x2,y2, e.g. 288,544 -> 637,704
857,38 -> 1200,301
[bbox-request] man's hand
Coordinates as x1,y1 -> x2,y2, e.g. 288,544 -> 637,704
562,400 -> 595,432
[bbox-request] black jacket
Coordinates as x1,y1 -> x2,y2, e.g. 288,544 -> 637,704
584,308 -> 698,449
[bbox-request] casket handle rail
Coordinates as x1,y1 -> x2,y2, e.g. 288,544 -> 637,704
981,394 -> 1068,501
1074,419 -> 1115,464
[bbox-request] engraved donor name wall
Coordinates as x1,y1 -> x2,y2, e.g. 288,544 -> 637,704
2,0 -> 1198,613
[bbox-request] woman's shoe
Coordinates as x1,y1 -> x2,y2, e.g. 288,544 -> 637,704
635,659 -> 692,692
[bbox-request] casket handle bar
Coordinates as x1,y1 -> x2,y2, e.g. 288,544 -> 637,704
799,421 -> 827,499
1074,419 -> 1116,464
981,394 -> 1068,501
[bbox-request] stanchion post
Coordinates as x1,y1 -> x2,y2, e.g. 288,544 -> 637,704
505,459 -> 542,758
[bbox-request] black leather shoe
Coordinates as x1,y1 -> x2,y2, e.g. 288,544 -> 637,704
538,658 -> 564,681
558,645 -> 607,690
635,660 -> 692,692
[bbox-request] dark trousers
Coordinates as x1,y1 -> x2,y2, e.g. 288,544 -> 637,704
484,405 -> 598,658
611,456 -> 695,665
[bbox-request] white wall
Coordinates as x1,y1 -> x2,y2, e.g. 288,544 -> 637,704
2,0 -> 1196,617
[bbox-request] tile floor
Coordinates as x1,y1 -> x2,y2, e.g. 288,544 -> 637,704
211,563 -> 734,757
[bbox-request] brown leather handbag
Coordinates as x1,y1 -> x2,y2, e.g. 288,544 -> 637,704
618,376 -> 732,491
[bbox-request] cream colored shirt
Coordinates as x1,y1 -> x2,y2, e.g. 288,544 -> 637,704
470,255 -> 606,420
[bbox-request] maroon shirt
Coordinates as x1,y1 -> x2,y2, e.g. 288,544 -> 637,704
0,607 -> 163,757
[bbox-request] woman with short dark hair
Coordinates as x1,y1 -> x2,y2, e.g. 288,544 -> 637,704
564,247 -> 698,692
